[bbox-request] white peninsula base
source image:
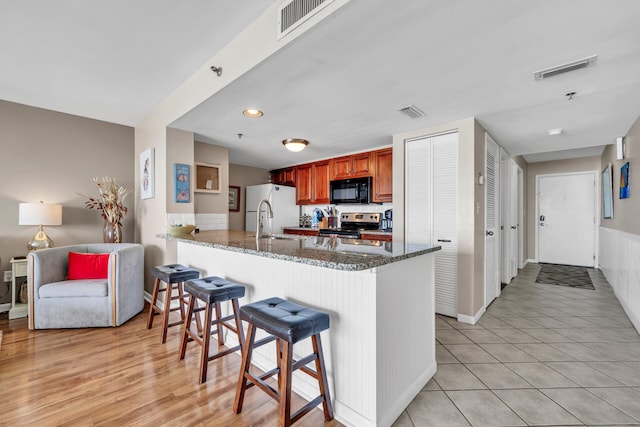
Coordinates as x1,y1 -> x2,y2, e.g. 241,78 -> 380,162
176,240 -> 436,427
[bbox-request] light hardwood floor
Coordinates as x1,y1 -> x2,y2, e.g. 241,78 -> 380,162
0,304 -> 343,426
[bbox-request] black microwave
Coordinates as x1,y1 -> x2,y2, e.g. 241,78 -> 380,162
329,177 -> 371,204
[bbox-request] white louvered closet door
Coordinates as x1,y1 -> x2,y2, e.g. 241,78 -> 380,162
405,137 -> 431,245
405,132 -> 458,318
485,134 -> 500,307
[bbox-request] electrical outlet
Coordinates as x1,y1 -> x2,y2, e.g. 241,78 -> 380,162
3,270 -> 11,282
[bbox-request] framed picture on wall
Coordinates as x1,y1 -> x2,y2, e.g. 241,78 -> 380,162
620,161 -> 630,199
140,148 -> 155,199
229,186 -> 240,212
602,163 -> 613,219
174,163 -> 191,203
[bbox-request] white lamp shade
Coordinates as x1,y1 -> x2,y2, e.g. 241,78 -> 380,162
19,203 -> 62,226
282,138 -> 309,152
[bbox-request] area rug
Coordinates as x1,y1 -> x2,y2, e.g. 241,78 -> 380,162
535,263 -> 595,290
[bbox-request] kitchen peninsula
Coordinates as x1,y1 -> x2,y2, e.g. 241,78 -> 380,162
160,230 -> 440,427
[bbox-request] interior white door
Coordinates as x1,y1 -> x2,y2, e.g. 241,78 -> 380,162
537,172 -> 597,267
405,132 -> 459,318
500,156 -> 511,284
517,166 -> 524,268
431,133 -> 459,318
485,134 -> 500,307
509,161 -> 518,279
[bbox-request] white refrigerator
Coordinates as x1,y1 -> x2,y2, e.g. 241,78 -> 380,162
245,184 -> 299,233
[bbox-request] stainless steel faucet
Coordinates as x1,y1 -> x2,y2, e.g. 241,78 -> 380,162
256,198 -> 273,239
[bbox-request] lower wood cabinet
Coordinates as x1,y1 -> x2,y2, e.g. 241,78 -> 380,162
360,233 -> 392,242
283,228 -> 319,236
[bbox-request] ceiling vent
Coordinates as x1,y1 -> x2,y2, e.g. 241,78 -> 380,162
533,55 -> 598,80
398,105 -> 426,119
278,0 -> 334,39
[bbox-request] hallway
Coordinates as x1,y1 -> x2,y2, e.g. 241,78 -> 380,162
394,263 -> 640,426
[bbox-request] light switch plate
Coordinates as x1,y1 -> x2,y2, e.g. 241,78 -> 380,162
3,270 -> 11,282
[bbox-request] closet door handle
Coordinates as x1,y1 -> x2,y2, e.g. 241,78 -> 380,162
437,239 -> 451,243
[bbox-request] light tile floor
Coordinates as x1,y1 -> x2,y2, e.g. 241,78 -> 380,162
393,263 -> 640,426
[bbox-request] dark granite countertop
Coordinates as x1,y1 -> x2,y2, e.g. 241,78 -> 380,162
158,230 -> 439,271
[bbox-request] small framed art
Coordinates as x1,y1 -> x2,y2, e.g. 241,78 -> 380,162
174,163 -> 191,203
229,186 -> 240,212
140,148 -> 154,199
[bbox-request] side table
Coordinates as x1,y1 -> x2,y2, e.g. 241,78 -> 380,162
9,257 -> 28,319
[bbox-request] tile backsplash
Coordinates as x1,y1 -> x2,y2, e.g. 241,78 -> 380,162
167,213 -> 228,231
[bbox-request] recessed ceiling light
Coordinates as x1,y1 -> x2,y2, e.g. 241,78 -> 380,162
243,109 -> 263,118
547,128 -> 563,136
282,138 -> 309,152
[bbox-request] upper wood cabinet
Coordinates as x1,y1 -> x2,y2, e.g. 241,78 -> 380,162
330,152 -> 372,180
271,167 -> 296,186
313,161 -> 330,204
295,161 -> 330,205
296,164 -> 313,205
372,148 -> 392,203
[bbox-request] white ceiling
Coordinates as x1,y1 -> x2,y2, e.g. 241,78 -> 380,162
3,1 -> 640,169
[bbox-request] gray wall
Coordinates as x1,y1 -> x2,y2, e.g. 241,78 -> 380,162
0,100 -> 134,304
601,116 -> 639,234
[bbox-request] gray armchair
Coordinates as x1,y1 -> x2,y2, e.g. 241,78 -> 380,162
27,243 -> 144,329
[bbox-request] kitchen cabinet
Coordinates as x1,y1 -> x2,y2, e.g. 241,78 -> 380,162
271,167 -> 295,186
283,228 -> 319,236
295,161 -> 330,205
330,152 -> 372,180
372,148 -> 393,203
360,233 -> 392,242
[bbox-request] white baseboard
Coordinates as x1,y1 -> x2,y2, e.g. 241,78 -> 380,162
0,302 -> 10,313
526,258 -> 536,265
458,306 -> 485,325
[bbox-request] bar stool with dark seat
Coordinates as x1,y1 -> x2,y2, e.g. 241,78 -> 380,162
233,297 -> 333,427
179,276 -> 246,384
147,264 -> 200,343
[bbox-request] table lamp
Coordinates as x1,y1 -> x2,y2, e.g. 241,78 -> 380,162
19,202 -> 63,251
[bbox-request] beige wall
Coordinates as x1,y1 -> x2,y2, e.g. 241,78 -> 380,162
525,156 -> 601,260
0,100 -> 134,304
194,141 -> 229,214
228,164 -> 271,230
167,128 -> 195,214
392,117 -> 485,319
601,116 -> 640,235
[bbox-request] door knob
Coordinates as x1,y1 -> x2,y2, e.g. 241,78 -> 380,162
539,222 -> 545,227
486,231 -> 494,236
511,226 -> 517,229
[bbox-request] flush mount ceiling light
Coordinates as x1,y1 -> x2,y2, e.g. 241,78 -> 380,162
242,108 -> 263,118
282,138 -> 309,152
547,128 -> 563,136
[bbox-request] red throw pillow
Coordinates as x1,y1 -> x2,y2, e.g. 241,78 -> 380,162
67,252 -> 110,280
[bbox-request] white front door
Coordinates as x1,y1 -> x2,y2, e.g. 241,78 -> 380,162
537,172 -> 597,267
485,134 -> 500,307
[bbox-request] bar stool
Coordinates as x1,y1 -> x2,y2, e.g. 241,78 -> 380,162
179,276 -> 246,384
233,297 -> 333,427
147,264 -> 200,343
